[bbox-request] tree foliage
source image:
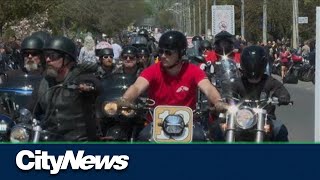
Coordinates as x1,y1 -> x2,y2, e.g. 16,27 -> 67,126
0,0 -> 53,36
47,0 -> 147,37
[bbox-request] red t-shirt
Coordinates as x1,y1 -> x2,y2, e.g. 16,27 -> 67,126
280,51 -> 290,63
204,50 -> 217,63
140,62 -> 206,109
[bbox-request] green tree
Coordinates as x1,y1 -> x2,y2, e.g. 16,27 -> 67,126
0,0 -> 54,36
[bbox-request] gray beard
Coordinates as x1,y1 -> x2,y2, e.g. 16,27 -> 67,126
45,67 -> 58,78
24,63 -> 38,72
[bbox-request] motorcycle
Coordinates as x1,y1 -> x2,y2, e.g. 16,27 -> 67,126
98,73 -> 147,141
0,71 -> 42,141
9,108 -> 64,143
298,58 -> 314,82
220,96 -> 293,142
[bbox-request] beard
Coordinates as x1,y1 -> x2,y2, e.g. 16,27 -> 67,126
24,61 -> 38,72
45,66 -> 58,78
103,61 -> 113,67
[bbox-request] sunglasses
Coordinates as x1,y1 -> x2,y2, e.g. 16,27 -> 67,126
44,52 -> 64,61
102,55 -> 113,59
122,55 -> 136,61
23,51 -> 41,57
158,48 -> 176,56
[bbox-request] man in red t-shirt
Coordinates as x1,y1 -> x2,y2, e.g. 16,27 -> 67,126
117,31 -> 227,141
200,40 -> 217,63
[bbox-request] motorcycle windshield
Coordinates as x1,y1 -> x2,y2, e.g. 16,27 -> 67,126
0,73 -> 42,108
213,58 -> 240,97
99,73 -> 137,102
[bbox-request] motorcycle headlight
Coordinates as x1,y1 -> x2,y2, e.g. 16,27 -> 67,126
10,125 -> 30,143
162,115 -> 185,136
235,108 -> 257,129
0,120 -> 8,134
103,102 -> 118,116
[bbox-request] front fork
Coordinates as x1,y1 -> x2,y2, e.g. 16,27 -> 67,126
224,112 -> 268,143
225,114 -> 235,142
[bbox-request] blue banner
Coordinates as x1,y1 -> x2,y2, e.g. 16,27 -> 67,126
0,144 -> 319,180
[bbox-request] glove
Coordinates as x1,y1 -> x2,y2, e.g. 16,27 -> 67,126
116,98 -> 134,109
278,96 -> 290,105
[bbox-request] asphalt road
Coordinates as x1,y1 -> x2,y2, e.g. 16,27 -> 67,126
273,75 -> 315,142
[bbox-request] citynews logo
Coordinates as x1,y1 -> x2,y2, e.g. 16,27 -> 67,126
16,150 -> 129,175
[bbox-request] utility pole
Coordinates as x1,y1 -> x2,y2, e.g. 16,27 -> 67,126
241,0 -> 245,39
262,0 -> 267,44
193,3 -> 196,35
205,0 -> 208,39
188,0 -> 192,36
199,0 -> 202,35
292,0 -> 299,48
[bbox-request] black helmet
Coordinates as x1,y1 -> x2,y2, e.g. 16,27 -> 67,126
138,29 -> 149,38
137,47 -> 150,57
159,31 -> 187,55
98,48 -> 114,57
121,46 -> 138,57
21,36 -> 44,52
240,45 -> 268,80
192,35 -> 203,42
214,31 -> 235,44
130,36 -> 148,48
31,31 -> 51,46
43,36 -> 77,61
200,40 -> 212,50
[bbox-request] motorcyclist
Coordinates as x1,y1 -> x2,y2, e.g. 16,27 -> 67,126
211,45 -> 291,141
31,36 -> 101,141
115,31 -> 228,141
186,35 -> 203,61
0,35 -> 46,123
0,35 -> 46,84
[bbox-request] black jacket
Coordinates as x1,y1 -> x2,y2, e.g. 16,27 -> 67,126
32,63 -> 101,141
229,75 -> 291,117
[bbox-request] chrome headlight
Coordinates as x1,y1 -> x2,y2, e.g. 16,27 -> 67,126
10,125 -> 30,143
103,102 -> 118,116
0,120 -> 8,134
235,108 -> 257,129
162,115 -> 185,136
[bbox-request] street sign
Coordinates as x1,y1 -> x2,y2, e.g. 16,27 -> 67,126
212,5 -> 235,36
298,17 -> 308,24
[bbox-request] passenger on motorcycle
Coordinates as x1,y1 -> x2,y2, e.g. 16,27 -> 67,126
117,31 -> 228,141
31,36 -> 101,141
200,40 -> 217,63
115,46 -> 143,77
96,48 -> 117,79
213,31 -> 240,65
211,45 -> 291,141
137,47 -> 151,69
